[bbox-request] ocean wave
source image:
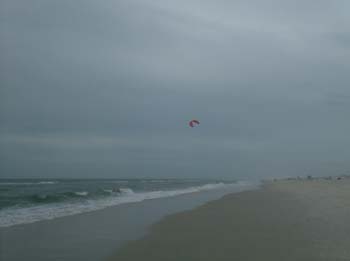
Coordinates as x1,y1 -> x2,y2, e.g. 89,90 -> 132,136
30,191 -> 91,202
119,188 -> 134,194
101,188 -> 133,195
31,194 -> 61,203
0,182 -> 254,228
0,181 -> 58,186
74,191 -> 88,197
142,179 -> 169,183
110,180 -> 129,184
37,181 -> 57,185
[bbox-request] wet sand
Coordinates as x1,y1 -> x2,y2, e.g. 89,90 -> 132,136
111,179 -> 350,261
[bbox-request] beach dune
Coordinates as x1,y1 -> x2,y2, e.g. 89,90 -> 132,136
111,179 -> 350,261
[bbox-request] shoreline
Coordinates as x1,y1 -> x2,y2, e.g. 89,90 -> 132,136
0,180 -> 248,228
0,183 -> 254,261
110,178 -> 350,261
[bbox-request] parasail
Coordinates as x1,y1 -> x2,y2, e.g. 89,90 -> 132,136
189,119 -> 200,128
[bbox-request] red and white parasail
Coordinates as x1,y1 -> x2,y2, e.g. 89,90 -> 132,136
189,119 -> 200,128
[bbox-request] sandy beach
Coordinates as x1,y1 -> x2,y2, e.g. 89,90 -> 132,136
111,178 -> 350,261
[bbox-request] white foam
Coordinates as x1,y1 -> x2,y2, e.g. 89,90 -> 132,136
38,181 -> 57,185
0,181 -> 255,228
74,191 -> 88,196
119,188 -> 134,194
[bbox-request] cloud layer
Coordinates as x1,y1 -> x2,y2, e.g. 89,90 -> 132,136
1,0 -> 350,178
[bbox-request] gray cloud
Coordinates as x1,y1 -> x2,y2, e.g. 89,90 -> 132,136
1,0 -> 350,179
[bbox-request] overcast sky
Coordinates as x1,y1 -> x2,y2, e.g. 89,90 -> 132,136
1,0 -> 350,179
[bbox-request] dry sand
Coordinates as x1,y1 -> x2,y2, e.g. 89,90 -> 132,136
110,178 -> 350,261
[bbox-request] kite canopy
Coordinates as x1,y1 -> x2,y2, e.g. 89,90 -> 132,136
189,119 -> 200,128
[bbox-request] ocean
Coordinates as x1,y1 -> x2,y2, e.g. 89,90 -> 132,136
0,178 -> 243,227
